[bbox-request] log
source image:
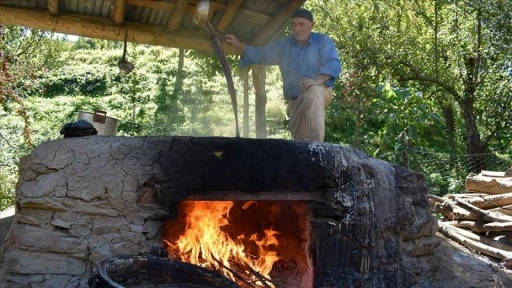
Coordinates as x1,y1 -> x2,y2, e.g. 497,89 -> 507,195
453,197 -> 512,223
484,222 -> 512,231
433,200 -> 478,221
445,193 -> 489,199
438,222 -> 512,268
486,231 -> 512,246
465,173 -> 512,194
454,221 -> 512,233
440,221 -> 512,252
0,6 -> 237,54
481,170 -> 507,178
453,220 -> 488,233
426,194 -> 445,203
489,205 -> 512,216
463,192 -> 512,210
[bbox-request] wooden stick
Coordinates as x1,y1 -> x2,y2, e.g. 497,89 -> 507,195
238,262 -> 273,288
445,193 -> 489,199
210,255 -> 256,288
427,194 -> 446,203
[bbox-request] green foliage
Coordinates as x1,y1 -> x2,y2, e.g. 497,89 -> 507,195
2,1 -> 512,211
30,64 -> 113,97
371,82 -> 444,154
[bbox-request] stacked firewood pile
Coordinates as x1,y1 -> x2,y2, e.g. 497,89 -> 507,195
429,167 -> 512,268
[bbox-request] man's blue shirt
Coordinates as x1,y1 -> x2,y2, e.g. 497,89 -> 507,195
240,32 -> 341,100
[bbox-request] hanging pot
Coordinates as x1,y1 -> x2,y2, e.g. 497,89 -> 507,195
77,110 -> 119,136
88,255 -> 239,288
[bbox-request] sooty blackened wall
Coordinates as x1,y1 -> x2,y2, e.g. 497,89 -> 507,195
156,137 -> 438,287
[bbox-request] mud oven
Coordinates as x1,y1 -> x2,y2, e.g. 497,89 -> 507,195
0,137 -> 438,287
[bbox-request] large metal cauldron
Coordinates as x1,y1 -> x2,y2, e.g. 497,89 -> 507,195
89,255 -> 239,288
77,110 -> 119,136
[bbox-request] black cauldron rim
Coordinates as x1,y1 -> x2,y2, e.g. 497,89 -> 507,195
90,255 -> 239,288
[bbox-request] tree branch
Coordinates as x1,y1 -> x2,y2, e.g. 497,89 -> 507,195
397,73 -> 460,100
0,130 -> 18,150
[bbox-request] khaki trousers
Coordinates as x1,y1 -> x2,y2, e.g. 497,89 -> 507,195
286,85 -> 333,142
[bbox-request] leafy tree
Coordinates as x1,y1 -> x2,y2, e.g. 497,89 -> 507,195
1,25 -> 71,144
1,25 -> 72,209
307,0 -> 512,174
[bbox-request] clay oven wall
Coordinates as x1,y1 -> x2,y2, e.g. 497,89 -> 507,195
0,136 -> 438,287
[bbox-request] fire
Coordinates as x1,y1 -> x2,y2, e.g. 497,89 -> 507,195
163,201 -> 282,287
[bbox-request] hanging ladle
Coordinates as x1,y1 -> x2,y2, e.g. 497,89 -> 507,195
118,30 -> 134,75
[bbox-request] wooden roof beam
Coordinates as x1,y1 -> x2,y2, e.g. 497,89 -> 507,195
48,0 -> 59,16
216,0 -> 243,33
112,0 -> 127,25
167,0 -> 189,32
0,6 -> 236,54
253,0 -> 306,45
127,0 -> 174,10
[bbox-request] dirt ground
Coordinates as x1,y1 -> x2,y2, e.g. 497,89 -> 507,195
1,208 -> 512,288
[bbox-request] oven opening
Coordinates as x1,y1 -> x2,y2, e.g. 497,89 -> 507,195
162,200 -> 313,288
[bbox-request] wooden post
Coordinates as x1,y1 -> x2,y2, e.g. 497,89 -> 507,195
48,0 -> 59,16
252,65 -> 267,139
112,0 -> 126,25
242,67 -> 250,137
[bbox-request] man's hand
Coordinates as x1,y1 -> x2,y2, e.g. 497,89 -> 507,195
299,74 -> 332,92
224,34 -> 246,55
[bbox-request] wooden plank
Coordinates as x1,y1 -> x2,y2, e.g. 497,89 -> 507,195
112,0 -> 127,25
167,0 -> 189,32
0,6 -> 236,54
216,0 -> 243,33
48,0 -> 59,16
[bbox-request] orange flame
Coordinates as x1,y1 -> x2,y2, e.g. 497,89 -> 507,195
164,201 -> 281,286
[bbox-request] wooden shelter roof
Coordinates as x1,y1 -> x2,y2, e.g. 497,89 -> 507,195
0,0 -> 307,54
